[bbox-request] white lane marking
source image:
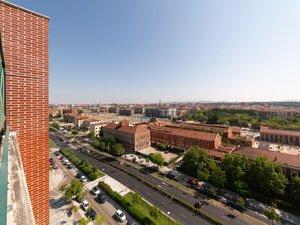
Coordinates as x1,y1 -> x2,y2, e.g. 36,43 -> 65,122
180,213 -> 186,218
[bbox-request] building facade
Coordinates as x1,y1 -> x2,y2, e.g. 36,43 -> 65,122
103,120 -> 150,151
118,108 -> 134,116
149,124 -> 222,150
0,1 -> 49,224
260,126 -> 300,146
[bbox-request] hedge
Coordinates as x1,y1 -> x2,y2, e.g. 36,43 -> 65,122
59,148 -> 104,181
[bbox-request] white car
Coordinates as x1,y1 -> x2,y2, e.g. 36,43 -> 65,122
81,200 -> 89,211
115,209 -> 126,222
80,175 -> 88,183
91,186 -> 101,195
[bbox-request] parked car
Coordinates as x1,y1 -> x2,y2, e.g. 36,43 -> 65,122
127,221 -> 136,225
81,200 -> 89,211
52,164 -> 58,170
49,158 -> 54,162
67,164 -> 73,169
97,193 -> 107,203
60,156 -> 65,160
86,208 -> 97,220
54,151 -> 60,156
76,173 -> 88,182
91,186 -> 101,196
227,214 -> 236,219
115,209 -> 126,222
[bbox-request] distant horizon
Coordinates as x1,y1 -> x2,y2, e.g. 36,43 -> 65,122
50,99 -> 300,105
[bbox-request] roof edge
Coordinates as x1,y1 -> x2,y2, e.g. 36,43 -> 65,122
1,0 -> 49,20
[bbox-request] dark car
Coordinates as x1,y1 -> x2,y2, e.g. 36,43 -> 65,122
60,156 -> 65,160
54,151 -> 60,156
227,214 -> 236,219
86,208 -> 97,220
49,158 -> 54,162
97,193 -> 107,203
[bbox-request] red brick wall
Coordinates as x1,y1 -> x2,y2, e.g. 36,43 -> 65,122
0,1 -> 49,224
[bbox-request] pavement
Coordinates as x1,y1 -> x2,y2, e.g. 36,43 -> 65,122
50,131 -> 272,225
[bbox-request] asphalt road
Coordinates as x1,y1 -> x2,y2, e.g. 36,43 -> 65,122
50,132 -> 270,225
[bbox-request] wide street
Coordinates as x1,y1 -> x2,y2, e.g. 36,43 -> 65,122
50,132 -> 271,225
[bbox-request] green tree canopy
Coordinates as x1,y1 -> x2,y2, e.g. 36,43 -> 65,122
149,153 -> 165,167
247,157 -> 288,200
291,176 -> 300,206
64,179 -> 85,201
110,143 -> 125,156
180,146 -> 221,183
222,154 -> 249,195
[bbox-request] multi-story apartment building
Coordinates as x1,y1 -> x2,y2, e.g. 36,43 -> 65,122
148,124 -> 222,150
118,108 -> 134,116
103,120 -> 150,151
0,1 -> 49,224
260,125 -> 300,146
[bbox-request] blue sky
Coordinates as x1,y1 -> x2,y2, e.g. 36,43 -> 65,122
11,0 -> 300,104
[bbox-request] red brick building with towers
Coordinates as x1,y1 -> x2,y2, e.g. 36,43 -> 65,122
0,1 -> 49,224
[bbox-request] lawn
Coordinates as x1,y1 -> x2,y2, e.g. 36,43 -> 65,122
123,192 -> 178,225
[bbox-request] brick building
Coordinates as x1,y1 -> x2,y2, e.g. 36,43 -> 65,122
167,122 -> 234,139
103,120 -> 150,151
148,124 -> 222,150
260,125 -> 300,146
0,1 -> 49,224
235,147 -> 300,178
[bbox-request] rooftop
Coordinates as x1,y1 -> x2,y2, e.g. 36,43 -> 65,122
235,147 -> 300,170
260,125 -> 300,137
149,124 -> 217,141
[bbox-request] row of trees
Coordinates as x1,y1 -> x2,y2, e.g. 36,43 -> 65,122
181,108 -> 300,130
92,136 -> 125,156
180,146 -> 300,205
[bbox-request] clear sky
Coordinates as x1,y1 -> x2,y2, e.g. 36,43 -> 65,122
11,0 -> 300,104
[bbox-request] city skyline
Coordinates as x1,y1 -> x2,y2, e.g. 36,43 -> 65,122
11,0 -> 300,104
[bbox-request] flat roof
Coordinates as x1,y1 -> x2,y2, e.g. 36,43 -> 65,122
1,0 -> 49,20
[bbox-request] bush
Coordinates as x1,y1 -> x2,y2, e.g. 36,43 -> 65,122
60,149 -> 104,181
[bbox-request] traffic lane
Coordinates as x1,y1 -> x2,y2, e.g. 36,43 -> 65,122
111,161 -> 270,225
74,150 -> 243,225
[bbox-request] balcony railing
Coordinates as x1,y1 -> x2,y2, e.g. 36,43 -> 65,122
0,129 -> 9,225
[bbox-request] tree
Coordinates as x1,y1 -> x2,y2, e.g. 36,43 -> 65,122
72,130 -> 78,135
207,113 -> 219,124
149,206 -> 160,222
149,153 -> 165,167
130,192 -> 142,206
64,179 -> 85,201
88,131 -> 95,139
209,165 -> 226,188
291,176 -> 300,205
247,157 -> 288,200
95,214 -> 105,225
111,143 -> 125,156
51,122 -> 60,130
78,217 -> 91,225
264,208 -> 280,222
222,154 -> 249,195
180,146 -> 216,181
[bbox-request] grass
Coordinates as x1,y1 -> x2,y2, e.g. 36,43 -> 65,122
124,192 -> 177,225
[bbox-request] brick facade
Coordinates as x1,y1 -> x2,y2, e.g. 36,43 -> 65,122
0,1 -> 49,224
149,124 -> 222,150
103,120 -> 150,151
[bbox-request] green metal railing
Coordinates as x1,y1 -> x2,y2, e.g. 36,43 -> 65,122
0,37 -> 5,130
0,30 -> 8,225
0,129 -> 9,225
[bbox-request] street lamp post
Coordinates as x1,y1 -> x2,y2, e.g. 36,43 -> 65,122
167,211 -> 171,225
